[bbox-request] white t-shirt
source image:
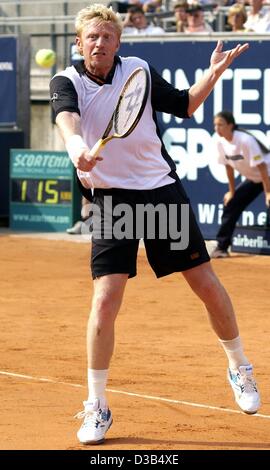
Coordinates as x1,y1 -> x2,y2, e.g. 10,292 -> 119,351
213,130 -> 270,183
244,8 -> 270,33
51,56 -> 190,190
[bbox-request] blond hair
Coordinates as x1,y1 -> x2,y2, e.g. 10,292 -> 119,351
228,4 -> 247,25
75,3 -> 123,37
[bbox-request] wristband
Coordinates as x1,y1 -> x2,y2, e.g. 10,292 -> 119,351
65,134 -> 88,162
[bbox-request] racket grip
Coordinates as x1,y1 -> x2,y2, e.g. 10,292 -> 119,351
89,139 -> 104,159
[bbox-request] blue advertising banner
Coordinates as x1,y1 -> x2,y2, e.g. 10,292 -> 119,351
0,36 -> 17,126
120,39 -> 270,239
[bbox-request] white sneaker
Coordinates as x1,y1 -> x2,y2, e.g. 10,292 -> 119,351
211,247 -> 229,259
66,220 -> 83,234
75,399 -> 112,445
228,364 -> 261,414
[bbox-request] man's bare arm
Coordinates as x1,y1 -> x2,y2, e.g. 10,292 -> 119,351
55,111 -> 103,171
188,41 -> 249,116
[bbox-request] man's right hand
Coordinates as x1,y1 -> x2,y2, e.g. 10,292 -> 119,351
73,148 -> 103,172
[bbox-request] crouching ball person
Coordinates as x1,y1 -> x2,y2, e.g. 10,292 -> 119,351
50,3 -> 261,445
211,110 -> 270,258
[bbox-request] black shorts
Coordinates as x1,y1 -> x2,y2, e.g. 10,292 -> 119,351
90,179 -> 209,279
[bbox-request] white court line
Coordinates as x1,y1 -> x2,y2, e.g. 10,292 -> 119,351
1,369 -> 270,420
0,370 -> 83,388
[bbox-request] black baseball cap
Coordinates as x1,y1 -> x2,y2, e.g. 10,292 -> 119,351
186,4 -> 202,14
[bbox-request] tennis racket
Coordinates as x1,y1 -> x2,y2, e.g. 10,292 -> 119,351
89,66 -> 150,158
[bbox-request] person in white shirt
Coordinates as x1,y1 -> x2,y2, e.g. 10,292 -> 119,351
244,0 -> 270,33
122,5 -> 165,34
173,0 -> 188,32
184,3 -> 213,33
50,4 -> 261,446
211,110 -> 270,258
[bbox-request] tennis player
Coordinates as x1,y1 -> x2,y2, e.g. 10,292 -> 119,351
50,3 -> 261,445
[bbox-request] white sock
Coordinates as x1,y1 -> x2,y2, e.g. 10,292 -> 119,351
87,368 -> 108,405
219,336 -> 249,370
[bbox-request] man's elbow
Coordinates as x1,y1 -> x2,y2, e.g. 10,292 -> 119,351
55,110 -> 68,125
55,111 -> 81,127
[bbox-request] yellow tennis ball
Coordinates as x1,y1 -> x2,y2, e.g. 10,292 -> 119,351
35,49 -> 56,68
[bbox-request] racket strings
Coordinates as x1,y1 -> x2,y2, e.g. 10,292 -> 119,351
114,70 -> 148,137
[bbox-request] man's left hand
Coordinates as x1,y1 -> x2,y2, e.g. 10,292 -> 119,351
210,40 -> 249,76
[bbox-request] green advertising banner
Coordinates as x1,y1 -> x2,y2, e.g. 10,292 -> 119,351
10,150 -> 81,232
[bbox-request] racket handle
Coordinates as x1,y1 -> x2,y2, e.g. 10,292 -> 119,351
89,139 -> 104,159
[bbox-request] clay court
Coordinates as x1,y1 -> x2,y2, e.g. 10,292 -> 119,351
0,233 -> 270,450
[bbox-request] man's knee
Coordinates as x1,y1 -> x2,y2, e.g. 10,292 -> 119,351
92,293 -> 116,317
196,269 -> 224,300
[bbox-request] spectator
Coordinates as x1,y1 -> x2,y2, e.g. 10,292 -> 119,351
184,3 -> 213,33
227,3 -> 248,32
122,5 -> 165,34
173,1 -> 188,32
244,0 -> 270,33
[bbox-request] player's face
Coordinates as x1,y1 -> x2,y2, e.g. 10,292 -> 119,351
76,19 -> 120,78
214,116 -> 233,140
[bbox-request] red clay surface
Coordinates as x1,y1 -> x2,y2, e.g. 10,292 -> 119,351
0,235 -> 270,450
